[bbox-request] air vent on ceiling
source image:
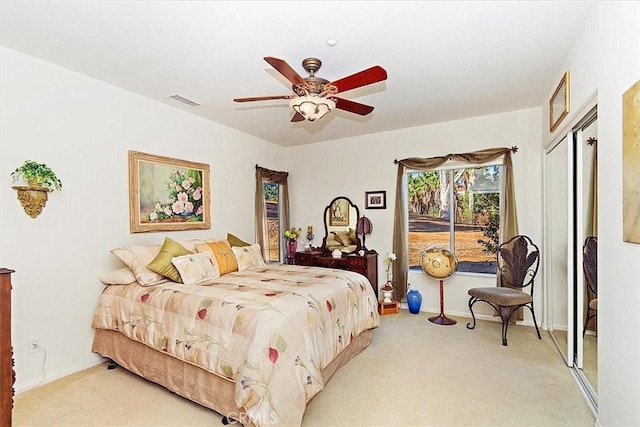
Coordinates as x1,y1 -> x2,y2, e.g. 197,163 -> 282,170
168,94 -> 201,107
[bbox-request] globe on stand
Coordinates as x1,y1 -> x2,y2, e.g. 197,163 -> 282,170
420,246 -> 458,325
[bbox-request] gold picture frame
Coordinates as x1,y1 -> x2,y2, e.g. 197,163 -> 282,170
550,71 -> 570,132
128,150 -> 211,233
623,79 -> 640,243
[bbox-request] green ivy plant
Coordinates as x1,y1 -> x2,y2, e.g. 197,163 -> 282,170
11,160 -> 63,191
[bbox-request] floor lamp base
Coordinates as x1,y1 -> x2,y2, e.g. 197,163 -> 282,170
428,313 -> 457,325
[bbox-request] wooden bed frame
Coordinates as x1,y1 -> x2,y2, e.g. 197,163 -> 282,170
92,328 -> 372,425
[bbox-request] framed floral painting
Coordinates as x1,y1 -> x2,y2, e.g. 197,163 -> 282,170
128,150 -> 211,233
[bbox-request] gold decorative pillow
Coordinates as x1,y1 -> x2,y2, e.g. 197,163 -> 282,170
232,243 -> 266,271
111,244 -> 167,286
195,240 -> 239,276
332,230 -> 353,246
227,233 -> 251,247
146,237 -> 193,283
171,252 -> 219,285
349,228 -> 358,244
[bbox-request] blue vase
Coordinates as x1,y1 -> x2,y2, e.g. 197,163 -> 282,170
407,289 -> 422,314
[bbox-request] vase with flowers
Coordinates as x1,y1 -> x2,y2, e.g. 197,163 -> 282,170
283,227 -> 301,262
383,252 -> 397,282
381,252 -> 397,301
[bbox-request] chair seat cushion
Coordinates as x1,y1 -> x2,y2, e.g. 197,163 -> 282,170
468,287 -> 532,306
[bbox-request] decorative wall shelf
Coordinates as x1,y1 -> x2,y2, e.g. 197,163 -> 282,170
12,185 -> 51,218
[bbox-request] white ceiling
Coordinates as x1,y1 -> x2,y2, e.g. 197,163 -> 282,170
0,1 -> 596,147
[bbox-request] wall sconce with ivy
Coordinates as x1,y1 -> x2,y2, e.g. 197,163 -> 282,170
10,160 -> 62,218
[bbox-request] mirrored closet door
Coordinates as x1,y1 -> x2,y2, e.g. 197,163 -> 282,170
545,105 -> 598,413
545,133 -> 573,365
575,109 -> 598,407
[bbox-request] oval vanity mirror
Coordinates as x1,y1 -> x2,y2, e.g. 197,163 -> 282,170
321,196 -> 362,254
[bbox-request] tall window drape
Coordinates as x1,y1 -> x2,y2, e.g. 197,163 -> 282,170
255,166 -> 290,260
392,147 -> 519,302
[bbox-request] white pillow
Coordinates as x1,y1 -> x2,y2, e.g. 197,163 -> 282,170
232,243 -> 266,271
171,252 -> 219,285
110,245 -> 168,286
98,268 -> 137,285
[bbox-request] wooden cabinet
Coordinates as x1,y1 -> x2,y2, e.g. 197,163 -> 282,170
294,251 -> 378,297
292,250 -> 321,267
1,268 -> 15,426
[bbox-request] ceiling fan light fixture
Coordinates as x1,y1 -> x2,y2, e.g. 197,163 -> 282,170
289,95 -> 335,121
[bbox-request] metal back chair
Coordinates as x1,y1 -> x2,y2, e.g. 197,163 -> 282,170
466,235 -> 541,346
583,236 -> 598,336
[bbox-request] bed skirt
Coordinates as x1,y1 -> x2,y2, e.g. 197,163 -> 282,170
92,328 -> 372,425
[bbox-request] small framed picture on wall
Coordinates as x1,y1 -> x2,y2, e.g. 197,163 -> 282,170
365,191 -> 386,209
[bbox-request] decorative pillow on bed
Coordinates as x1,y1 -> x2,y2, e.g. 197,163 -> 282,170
232,243 -> 266,271
171,252 -> 219,285
146,237 -> 193,283
110,244 -> 168,286
178,237 -> 218,252
227,233 -> 251,247
98,267 -> 137,285
195,240 -> 239,276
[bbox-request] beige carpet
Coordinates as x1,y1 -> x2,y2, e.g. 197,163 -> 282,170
13,310 -> 595,426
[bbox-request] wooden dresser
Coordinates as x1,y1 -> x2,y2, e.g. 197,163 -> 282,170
1,268 -> 15,426
295,250 -> 378,298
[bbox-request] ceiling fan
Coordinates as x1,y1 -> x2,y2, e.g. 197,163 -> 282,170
233,57 -> 388,122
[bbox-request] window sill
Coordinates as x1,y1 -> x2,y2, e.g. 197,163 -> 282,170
408,267 -> 496,279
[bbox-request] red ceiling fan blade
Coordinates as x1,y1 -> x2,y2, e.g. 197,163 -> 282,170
291,112 -> 305,122
329,66 -> 387,94
233,95 -> 293,102
264,57 -> 306,86
333,97 -> 375,116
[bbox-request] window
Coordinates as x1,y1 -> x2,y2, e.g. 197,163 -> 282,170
263,182 -> 282,263
407,164 -> 502,274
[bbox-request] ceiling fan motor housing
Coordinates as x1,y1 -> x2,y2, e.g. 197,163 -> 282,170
292,57 -> 333,96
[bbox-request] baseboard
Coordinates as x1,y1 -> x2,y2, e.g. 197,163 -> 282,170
15,355 -> 106,394
400,303 -> 540,328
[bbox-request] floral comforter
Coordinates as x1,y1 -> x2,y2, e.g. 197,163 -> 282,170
92,264 -> 379,426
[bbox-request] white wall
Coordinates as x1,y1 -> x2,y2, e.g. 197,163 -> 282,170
286,107 -> 543,322
548,2 -> 640,425
2,3 -> 639,425
0,47 -> 286,391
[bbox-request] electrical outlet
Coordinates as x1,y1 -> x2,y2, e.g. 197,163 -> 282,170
28,338 -> 41,354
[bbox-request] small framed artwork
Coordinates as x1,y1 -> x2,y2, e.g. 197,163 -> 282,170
365,191 -> 386,209
550,71 -> 570,132
128,150 -> 211,233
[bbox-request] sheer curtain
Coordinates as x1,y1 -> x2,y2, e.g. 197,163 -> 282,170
255,166 -> 290,260
392,147 -> 519,302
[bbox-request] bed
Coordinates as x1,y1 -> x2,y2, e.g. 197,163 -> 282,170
92,256 -> 379,427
